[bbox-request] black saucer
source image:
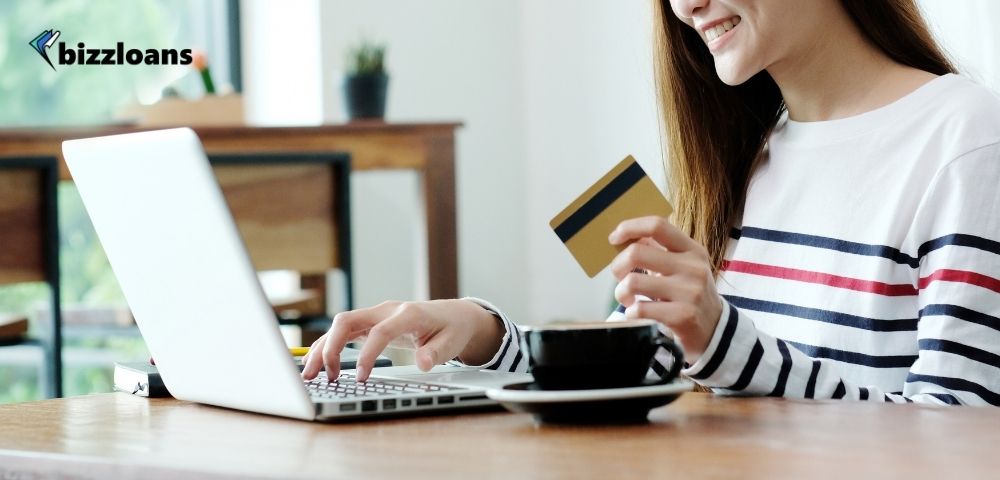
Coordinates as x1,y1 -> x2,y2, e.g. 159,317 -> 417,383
485,379 -> 693,424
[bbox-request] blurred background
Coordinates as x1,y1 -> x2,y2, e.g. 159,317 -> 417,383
0,0 -> 997,403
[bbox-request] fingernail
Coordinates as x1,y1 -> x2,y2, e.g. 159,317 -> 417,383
356,365 -> 368,382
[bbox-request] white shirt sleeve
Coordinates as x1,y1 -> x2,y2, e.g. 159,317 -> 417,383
680,144 -> 1000,406
447,297 -> 528,372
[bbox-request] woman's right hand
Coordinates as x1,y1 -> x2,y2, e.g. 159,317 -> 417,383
300,299 -> 506,382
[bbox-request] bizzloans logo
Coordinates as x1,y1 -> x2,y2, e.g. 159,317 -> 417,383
30,28 -> 192,71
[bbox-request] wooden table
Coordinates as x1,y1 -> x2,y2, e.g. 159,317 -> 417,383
1,392 -> 996,479
0,122 -> 462,300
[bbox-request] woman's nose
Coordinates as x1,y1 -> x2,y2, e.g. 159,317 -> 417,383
670,0 -> 708,20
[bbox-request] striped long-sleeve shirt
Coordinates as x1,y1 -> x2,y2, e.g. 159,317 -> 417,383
467,74 -> 1000,406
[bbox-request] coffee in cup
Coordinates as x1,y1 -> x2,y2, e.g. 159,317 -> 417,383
521,319 -> 683,390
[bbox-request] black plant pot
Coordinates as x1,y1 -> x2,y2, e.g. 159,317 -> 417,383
343,73 -> 389,120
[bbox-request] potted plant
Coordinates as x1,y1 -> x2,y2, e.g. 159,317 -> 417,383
343,40 -> 388,120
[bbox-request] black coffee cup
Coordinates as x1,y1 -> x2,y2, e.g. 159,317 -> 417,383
522,320 -> 684,390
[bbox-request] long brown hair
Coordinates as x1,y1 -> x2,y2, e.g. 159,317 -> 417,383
652,0 -> 956,274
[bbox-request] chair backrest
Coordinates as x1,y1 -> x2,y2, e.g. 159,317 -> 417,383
0,156 -> 62,397
0,157 -> 58,286
209,153 -> 353,311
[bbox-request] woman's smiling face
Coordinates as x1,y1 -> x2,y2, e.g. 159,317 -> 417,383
669,0 -> 833,85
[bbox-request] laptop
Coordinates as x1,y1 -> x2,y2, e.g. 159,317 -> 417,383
63,127 -> 531,421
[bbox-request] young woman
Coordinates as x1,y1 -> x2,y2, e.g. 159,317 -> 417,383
303,0 -> 1000,406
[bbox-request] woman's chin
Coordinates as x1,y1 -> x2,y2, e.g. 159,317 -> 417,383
713,62 -> 757,86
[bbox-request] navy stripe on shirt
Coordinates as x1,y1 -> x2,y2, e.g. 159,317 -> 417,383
730,227 -> 1000,268
725,295 -> 918,332
688,304 -> 740,380
919,304 -> 1000,333
786,341 -> 917,368
832,380 -> 847,399
651,358 -> 669,378
804,360 -> 821,398
509,349 -> 523,373
883,393 -> 914,403
486,322 -> 514,370
906,373 -> 1000,406
927,392 -> 962,405
728,340 -> 764,391
918,233 -> 1000,260
918,338 -> 1000,368
730,226 -> 919,267
768,340 -> 793,397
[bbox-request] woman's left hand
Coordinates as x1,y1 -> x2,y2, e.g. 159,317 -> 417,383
608,216 -> 723,363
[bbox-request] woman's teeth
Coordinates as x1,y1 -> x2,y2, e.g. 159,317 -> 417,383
706,16 -> 741,42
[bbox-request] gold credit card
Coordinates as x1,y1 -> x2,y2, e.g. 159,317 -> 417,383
550,155 -> 673,277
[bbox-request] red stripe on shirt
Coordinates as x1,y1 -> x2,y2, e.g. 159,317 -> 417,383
919,269 -> 1000,294
722,260 -> 918,296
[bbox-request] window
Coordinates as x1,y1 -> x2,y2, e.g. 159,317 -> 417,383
0,0 -> 240,127
0,0 -> 240,403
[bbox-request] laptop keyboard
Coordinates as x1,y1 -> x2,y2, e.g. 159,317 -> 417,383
304,372 -> 460,399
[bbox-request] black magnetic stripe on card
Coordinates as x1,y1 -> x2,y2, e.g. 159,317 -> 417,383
553,160 -> 646,243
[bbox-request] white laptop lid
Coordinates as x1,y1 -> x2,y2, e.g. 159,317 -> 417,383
63,128 -> 315,420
